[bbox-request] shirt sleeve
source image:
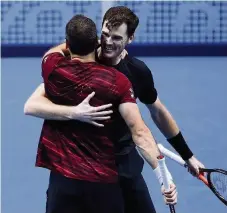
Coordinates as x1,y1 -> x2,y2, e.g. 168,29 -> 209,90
41,52 -> 65,82
116,72 -> 136,104
137,62 -> 158,104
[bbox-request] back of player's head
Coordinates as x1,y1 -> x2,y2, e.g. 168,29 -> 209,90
66,15 -> 98,55
102,6 -> 139,37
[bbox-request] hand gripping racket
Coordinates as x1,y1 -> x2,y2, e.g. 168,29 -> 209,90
158,144 -> 227,206
158,155 -> 176,213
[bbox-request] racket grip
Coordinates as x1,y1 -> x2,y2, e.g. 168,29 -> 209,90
158,157 -> 171,190
158,144 -> 187,167
158,156 -> 176,213
198,174 -> 209,186
158,143 -> 210,190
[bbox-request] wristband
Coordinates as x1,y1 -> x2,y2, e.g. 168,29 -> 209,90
167,132 -> 193,161
154,165 -> 173,186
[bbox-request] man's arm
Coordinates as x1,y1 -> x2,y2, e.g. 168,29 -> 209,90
119,102 -> 160,169
146,97 -> 205,175
119,102 -> 177,205
133,60 -> 205,176
24,83 -> 72,120
43,42 -> 68,58
146,97 -> 179,139
24,84 -> 113,127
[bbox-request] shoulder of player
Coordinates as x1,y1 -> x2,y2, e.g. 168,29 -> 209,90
124,55 -> 150,72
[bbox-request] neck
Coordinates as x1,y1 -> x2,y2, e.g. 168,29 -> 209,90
70,51 -> 96,63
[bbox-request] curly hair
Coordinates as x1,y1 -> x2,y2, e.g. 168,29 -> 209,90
102,6 -> 139,37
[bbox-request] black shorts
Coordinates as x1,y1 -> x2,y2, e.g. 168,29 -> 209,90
116,148 -> 156,213
46,172 -> 124,213
119,174 -> 156,213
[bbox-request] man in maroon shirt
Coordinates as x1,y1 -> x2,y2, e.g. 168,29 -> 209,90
35,14 -> 176,213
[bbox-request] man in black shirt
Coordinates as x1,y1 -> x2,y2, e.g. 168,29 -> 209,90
24,6 -> 204,213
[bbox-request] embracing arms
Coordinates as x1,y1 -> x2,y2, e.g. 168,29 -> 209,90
24,84 -> 113,127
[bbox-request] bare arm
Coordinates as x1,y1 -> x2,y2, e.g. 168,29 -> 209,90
119,102 -> 180,204
118,101 -> 178,205
43,42 -> 68,58
24,84 -> 113,126
119,102 -> 160,169
24,83 -> 73,120
146,97 -> 179,139
146,97 -> 205,175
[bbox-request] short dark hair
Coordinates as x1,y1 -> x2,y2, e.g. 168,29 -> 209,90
66,15 -> 98,55
102,6 -> 139,37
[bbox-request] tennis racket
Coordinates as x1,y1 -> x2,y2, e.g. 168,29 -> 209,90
158,144 -> 227,206
158,155 -> 176,213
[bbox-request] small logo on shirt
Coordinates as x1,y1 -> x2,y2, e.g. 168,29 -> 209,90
129,88 -> 134,98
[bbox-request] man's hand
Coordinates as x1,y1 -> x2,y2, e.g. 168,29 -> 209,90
161,183 -> 178,205
70,92 -> 113,127
186,156 -> 205,176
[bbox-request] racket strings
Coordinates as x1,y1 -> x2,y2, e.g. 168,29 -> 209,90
210,172 -> 227,201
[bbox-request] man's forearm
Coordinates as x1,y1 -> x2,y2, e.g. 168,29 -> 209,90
119,103 -> 160,169
24,96 -> 72,120
132,127 -> 160,169
43,42 -> 69,58
55,42 -> 70,56
147,99 -> 193,160
148,101 -> 179,139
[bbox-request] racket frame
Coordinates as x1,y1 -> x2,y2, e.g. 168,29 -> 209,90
202,168 -> 227,205
158,144 -> 227,206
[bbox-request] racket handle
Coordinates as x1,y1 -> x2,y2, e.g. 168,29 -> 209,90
198,174 -> 209,186
158,143 -> 209,188
158,144 -> 186,167
158,157 -> 171,190
158,156 -> 176,213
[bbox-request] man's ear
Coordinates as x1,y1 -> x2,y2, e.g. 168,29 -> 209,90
64,40 -> 71,57
66,39 -> 69,49
127,34 -> 134,45
96,36 -> 101,48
